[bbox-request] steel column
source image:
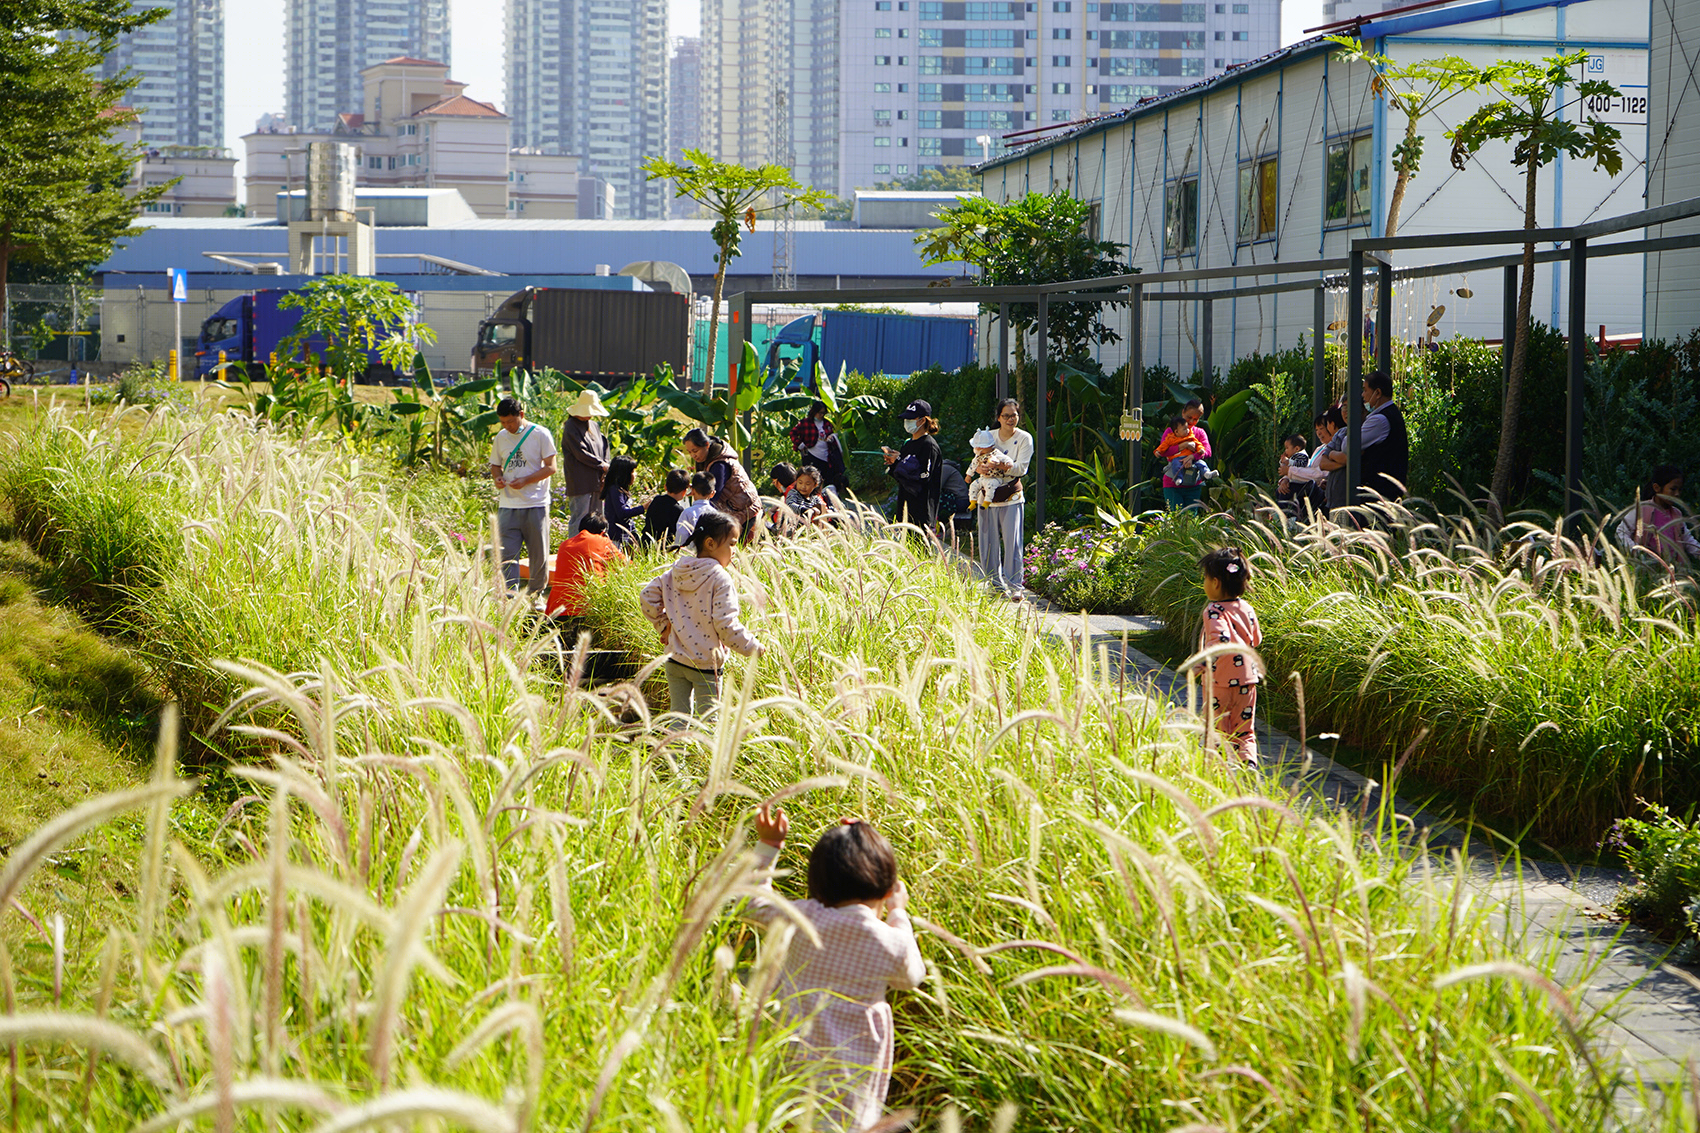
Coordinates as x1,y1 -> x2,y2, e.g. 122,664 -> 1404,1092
1313,285 -> 1327,415
1376,261 -> 1393,380
1347,249 -> 1364,507
1566,238 -> 1588,536
1130,282 -> 1144,512
1036,295 -> 1049,530
1200,298 -> 1214,394
997,302 -> 1010,403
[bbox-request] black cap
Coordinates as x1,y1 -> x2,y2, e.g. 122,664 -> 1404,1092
901,399 -> 933,418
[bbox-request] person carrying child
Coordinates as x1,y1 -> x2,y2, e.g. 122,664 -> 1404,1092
965,427 -> 1018,509
1155,412 -> 1212,507
738,806 -> 925,1133
639,510 -> 764,716
1194,546 -> 1263,764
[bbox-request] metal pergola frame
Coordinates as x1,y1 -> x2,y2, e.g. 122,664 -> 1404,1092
726,193 -> 1700,532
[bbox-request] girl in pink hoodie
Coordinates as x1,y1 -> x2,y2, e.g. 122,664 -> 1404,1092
640,510 -> 764,716
1195,546 -> 1263,765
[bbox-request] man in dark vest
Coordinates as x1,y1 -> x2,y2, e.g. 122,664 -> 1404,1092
1357,370 -> 1409,505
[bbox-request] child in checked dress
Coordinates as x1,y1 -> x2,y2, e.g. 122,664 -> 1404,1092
1196,546 -> 1263,764
740,806 -> 926,1132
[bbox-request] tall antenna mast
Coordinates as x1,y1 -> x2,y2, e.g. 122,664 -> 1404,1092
770,54 -> 796,290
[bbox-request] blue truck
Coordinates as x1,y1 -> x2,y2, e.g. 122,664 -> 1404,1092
194,289 -> 392,381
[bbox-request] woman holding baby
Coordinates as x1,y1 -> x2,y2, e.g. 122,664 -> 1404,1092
968,398 -> 1033,602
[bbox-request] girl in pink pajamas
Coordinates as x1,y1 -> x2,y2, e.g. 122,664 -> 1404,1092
1196,546 -> 1263,764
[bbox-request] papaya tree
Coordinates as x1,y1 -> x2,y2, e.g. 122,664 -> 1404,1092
1443,49 -> 1625,514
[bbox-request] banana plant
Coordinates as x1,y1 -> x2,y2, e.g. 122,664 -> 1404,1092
654,340 -> 812,447
811,360 -> 889,451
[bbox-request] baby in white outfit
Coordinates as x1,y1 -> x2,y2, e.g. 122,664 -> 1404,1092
967,427 -> 1017,508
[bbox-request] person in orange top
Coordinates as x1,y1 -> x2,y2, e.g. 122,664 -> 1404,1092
545,513 -> 627,617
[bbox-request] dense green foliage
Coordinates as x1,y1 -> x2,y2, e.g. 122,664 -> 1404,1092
0,402 -> 1660,1129
1025,504 -> 1700,845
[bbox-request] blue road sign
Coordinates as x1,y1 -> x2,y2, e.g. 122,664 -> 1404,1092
167,269 -> 188,302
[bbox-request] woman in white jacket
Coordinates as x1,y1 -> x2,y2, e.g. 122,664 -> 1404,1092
639,510 -> 764,716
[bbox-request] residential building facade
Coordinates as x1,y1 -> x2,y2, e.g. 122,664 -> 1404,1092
246,58 -> 578,220
701,0 -> 839,194
669,36 -> 702,162
506,0 -> 670,219
285,0 -> 450,132
93,0 -> 224,149
838,0 -> 1278,197
133,148 -> 239,217
977,0 -> 1649,371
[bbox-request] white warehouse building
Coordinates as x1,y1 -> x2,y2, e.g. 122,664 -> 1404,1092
975,0 -> 1651,376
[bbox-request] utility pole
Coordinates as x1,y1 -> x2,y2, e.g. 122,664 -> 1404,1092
770,68 -> 796,290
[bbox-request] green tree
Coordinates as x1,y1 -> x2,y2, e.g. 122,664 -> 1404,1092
642,150 -> 828,392
1325,38 -> 1480,239
915,191 -> 1131,360
1443,49 -> 1625,514
278,275 -> 436,380
0,1 -> 170,329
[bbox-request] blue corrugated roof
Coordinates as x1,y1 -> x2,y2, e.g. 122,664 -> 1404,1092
97,218 -> 962,278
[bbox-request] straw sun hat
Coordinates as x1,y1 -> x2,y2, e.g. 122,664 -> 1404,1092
567,389 -> 609,418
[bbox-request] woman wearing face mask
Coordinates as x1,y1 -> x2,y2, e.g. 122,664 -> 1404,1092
882,399 -> 942,535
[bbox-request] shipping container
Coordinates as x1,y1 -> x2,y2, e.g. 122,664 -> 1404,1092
819,309 -> 976,379
473,286 -> 690,381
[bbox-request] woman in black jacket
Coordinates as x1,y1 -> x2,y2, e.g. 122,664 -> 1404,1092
882,398 -> 943,535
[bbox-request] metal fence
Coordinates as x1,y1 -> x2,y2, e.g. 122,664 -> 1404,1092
3,284 -> 104,375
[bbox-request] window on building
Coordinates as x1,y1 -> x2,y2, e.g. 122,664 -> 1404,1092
1231,30 -> 1247,39
1232,2 -> 1248,10
1180,56 -> 1203,76
875,26 -> 892,36
919,109 -> 942,127
965,82 -> 1021,100
965,1 -> 1021,17
898,55 -> 909,63
919,82 -> 942,99
919,27 -> 943,44
1213,2 -> 1223,9
898,109 -> 910,119
875,136 -> 892,146
897,163 -> 910,173
1165,176 -> 1198,253
1051,54 -> 1070,65
874,109 -> 893,123
965,109 -> 1019,129
1052,26 -> 1071,37
1053,0 -> 1070,8
1238,155 -> 1277,242
1213,56 -> 1222,66
874,81 -> 893,91
919,0 -> 941,13
1052,109 -> 1073,121
898,82 -> 909,90
919,55 -> 944,72
966,55 -> 1019,73
919,137 -> 943,154
1326,133 -> 1373,224
874,163 -> 891,174
1102,2 -> 1204,19
1181,30 -> 1203,47
1213,30 -> 1224,39
875,1 -> 891,8
899,27 -> 909,35
966,28 -> 1020,45
875,55 -> 892,64
1051,82 -> 1070,93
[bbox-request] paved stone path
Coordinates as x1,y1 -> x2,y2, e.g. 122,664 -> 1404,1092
1026,600 -> 1700,1107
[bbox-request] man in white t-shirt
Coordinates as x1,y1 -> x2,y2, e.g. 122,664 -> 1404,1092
488,396 -> 558,597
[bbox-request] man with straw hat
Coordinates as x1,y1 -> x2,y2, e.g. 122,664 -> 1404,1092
562,388 -> 612,536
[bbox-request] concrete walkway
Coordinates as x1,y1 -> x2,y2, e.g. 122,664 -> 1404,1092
1026,600 -> 1700,1102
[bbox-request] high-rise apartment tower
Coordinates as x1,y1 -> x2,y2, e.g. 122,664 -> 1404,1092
285,0 -> 450,132
506,0 -> 670,219
95,0 -> 224,149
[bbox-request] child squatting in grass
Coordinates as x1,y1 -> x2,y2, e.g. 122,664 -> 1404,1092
740,805 -> 925,1133
1196,546 -> 1263,764
639,509 -> 765,716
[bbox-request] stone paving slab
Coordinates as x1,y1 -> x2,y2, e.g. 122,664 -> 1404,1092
1023,596 -> 1700,1098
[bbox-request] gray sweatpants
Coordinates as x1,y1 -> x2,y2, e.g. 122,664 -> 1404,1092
498,506 -> 548,595
567,493 -> 604,537
978,502 -> 1024,593
665,658 -> 722,716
